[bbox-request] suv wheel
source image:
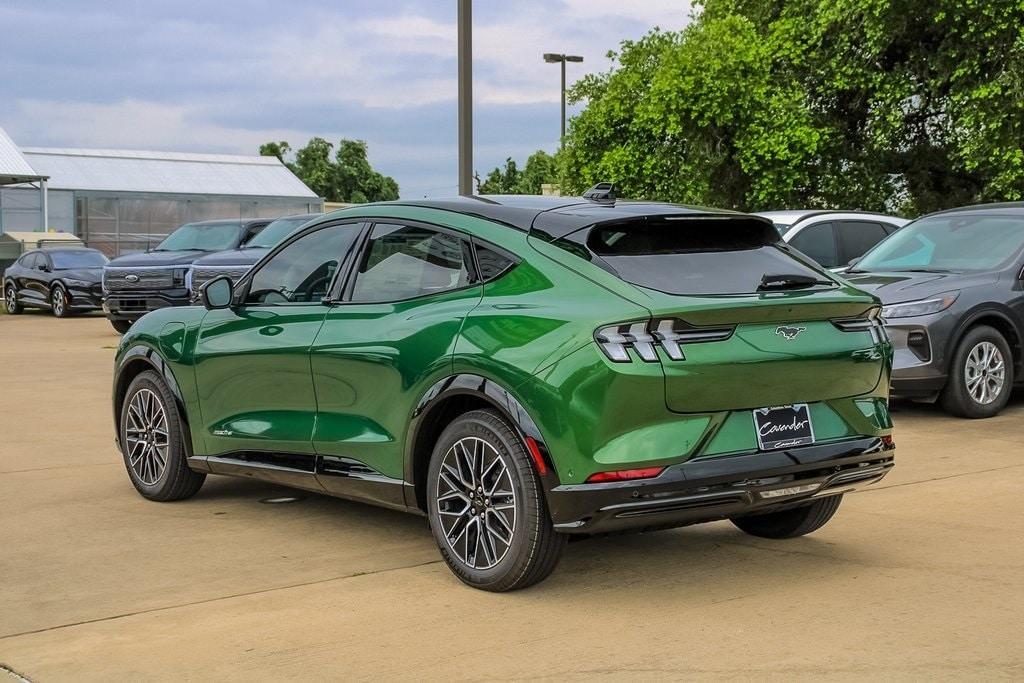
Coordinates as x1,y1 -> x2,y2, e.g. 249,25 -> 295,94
120,370 -> 205,501
940,325 -> 1013,418
51,284 -> 69,318
427,409 -> 566,591
110,319 -> 133,334
731,494 -> 843,539
4,284 -> 22,314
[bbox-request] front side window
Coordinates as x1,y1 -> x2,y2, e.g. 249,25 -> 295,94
789,222 -> 838,267
857,214 -> 1024,272
350,223 -> 471,303
155,222 -> 241,252
245,224 -> 360,304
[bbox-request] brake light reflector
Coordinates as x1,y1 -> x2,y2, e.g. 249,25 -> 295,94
586,466 -> 665,483
524,436 -> 548,475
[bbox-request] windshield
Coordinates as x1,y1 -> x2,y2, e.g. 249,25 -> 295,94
155,222 -> 241,252
50,250 -> 108,269
857,214 -> 1024,272
246,216 -> 313,249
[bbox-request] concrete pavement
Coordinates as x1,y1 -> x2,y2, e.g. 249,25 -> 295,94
2,312 -> 1023,680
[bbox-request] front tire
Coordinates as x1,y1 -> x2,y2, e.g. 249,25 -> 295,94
940,325 -> 1013,419
110,318 -> 133,334
5,284 -> 22,314
120,370 -> 205,501
731,495 -> 843,539
427,409 -> 566,591
51,284 -> 69,318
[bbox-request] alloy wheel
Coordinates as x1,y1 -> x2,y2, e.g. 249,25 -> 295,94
965,341 -> 1005,405
5,287 -> 15,313
124,388 -> 170,485
52,288 -> 65,316
435,436 -> 517,570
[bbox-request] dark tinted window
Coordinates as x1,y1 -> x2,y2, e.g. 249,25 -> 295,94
18,253 -> 38,268
838,221 -> 888,263
246,224 -> 359,304
475,244 -> 515,281
50,250 -> 108,269
789,222 -> 838,267
586,218 -> 825,295
351,223 -> 471,303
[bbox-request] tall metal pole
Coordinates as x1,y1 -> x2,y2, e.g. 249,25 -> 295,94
560,59 -> 566,142
457,0 -> 473,196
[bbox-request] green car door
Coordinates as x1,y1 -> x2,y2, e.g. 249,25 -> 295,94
193,221 -> 364,468
310,221 -> 483,501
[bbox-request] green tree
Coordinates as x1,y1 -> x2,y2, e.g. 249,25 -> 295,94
477,151 -> 558,194
561,0 -> 1024,214
259,137 -> 399,203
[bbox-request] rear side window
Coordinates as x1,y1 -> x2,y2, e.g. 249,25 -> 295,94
475,244 -> 515,281
838,221 -> 888,263
350,223 -> 471,303
789,222 -> 838,267
585,217 -> 826,295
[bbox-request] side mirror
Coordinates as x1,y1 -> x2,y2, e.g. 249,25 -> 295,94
38,263 -> 51,272
201,276 -> 234,310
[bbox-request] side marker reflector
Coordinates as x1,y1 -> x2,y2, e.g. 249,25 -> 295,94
586,466 -> 665,483
525,437 -> 548,475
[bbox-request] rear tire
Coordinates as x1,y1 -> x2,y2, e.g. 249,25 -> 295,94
119,370 -> 205,501
51,284 -> 70,318
939,325 -> 1013,419
731,495 -> 843,539
426,409 -> 566,591
5,284 -> 22,314
110,319 -> 133,334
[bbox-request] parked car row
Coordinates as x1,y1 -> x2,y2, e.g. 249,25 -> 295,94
5,201 -> 1024,421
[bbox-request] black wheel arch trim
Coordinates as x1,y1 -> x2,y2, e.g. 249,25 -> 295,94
113,344 -> 198,467
947,304 -> 1023,373
405,373 -> 560,511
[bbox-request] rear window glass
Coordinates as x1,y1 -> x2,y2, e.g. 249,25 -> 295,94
586,218 -> 826,295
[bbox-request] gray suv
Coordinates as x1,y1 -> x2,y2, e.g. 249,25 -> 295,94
845,203 -> 1024,418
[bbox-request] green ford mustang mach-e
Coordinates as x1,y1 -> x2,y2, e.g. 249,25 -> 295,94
112,193 -> 895,591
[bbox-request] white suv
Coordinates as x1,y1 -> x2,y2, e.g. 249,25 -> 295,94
757,210 -> 909,269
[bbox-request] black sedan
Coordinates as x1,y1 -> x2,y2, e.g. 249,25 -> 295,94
4,247 -> 109,317
846,203 -> 1024,418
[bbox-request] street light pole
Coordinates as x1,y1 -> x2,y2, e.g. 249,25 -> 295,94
457,0 -> 473,196
543,53 -> 583,145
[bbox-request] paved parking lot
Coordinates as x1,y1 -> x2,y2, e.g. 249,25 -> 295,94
2,311 -> 1023,680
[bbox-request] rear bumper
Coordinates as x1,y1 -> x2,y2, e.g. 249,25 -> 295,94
547,437 -> 894,534
103,289 -> 190,321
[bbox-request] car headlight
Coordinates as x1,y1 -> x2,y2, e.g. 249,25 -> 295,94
63,279 -> 93,288
881,291 -> 959,319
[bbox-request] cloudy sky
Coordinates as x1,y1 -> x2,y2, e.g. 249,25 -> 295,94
0,1 -> 690,198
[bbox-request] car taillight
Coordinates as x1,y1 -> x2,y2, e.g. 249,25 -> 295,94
586,466 -> 665,483
832,307 -> 888,344
594,318 -> 734,363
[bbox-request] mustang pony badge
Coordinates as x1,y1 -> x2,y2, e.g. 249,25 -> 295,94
776,325 -> 806,341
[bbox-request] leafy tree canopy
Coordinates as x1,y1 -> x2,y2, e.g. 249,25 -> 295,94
560,0 -> 1024,214
477,150 -> 559,194
259,138 -> 399,203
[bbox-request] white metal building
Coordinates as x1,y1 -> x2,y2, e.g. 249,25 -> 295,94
0,126 -> 322,256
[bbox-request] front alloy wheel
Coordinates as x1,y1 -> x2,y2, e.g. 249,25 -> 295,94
940,325 -> 1014,418
120,370 -> 205,500
5,285 -> 22,314
51,286 -> 68,318
427,409 -> 565,591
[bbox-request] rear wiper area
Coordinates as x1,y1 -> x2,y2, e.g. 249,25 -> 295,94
758,273 -> 835,291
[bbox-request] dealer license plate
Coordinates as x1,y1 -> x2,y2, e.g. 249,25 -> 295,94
753,404 -> 815,451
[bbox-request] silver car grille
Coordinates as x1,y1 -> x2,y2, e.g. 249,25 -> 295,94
189,266 -> 252,292
103,267 -> 175,292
